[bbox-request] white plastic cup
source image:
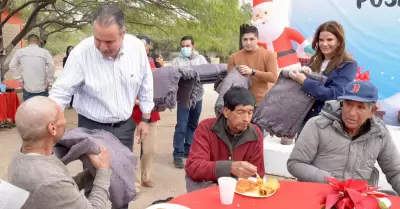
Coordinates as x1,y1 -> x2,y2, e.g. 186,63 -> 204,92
218,177 -> 237,205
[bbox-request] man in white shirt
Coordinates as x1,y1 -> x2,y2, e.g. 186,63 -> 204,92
49,5 -> 154,152
9,34 -> 55,101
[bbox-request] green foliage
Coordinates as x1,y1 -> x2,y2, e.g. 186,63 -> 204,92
124,0 -> 252,56
5,0 -> 252,56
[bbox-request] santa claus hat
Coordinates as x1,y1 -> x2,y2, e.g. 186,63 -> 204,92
253,0 -> 273,8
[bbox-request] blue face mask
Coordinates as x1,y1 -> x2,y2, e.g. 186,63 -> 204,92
181,47 -> 192,57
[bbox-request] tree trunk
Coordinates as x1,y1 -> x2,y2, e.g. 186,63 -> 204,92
0,1 -> 54,80
0,54 -> 9,81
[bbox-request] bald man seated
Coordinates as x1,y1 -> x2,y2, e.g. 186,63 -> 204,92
7,96 -> 112,209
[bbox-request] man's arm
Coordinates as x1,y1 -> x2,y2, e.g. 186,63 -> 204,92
9,51 -> 22,83
198,55 -> 208,65
377,132 -> 400,195
252,51 -> 278,83
44,50 -> 56,86
227,55 -> 235,72
33,168 -> 111,209
247,125 -> 265,177
48,53 -> 84,110
138,46 -> 154,115
185,121 -> 229,181
287,118 -> 332,183
171,58 -> 179,66
72,169 -> 93,191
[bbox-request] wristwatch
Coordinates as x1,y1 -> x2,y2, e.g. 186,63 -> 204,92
251,68 -> 256,76
141,117 -> 151,123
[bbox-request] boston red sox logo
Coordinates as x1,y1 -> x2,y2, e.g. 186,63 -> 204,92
351,84 -> 361,93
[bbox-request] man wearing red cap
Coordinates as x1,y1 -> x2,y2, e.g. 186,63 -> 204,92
251,0 -> 314,70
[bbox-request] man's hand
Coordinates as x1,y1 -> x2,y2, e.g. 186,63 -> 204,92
19,81 -> 24,89
289,70 -> 307,85
88,145 -> 110,169
231,161 -> 257,179
136,121 -> 149,144
238,65 -> 253,75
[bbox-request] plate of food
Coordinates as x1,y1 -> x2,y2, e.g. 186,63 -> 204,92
146,203 -> 190,209
235,177 -> 280,198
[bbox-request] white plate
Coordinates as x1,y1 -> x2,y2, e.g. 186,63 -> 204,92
378,198 -> 392,208
146,203 -> 190,209
235,177 -> 277,198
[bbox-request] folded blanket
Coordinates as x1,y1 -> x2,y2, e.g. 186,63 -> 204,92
177,66 -> 202,108
152,66 -> 181,112
214,67 -> 252,116
252,69 -> 328,138
191,64 -> 228,84
54,128 -> 137,209
152,66 -> 201,111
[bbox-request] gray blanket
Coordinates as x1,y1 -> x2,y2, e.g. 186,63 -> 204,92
191,64 -> 228,84
214,67 -> 252,116
152,66 -> 181,112
152,66 -> 202,112
252,69 -> 328,138
54,128 -> 137,209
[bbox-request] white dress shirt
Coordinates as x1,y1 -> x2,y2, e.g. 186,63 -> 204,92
49,34 -> 154,123
9,44 -> 55,93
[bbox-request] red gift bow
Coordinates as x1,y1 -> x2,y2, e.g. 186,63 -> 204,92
319,177 -> 388,209
355,67 -> 371,81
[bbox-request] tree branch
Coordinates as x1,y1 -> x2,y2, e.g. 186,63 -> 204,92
30,19 -> 90,29
127,20 -> 169,35
4,1 -> 55,54
0,0 -> 10,13
0,0 -> 44,27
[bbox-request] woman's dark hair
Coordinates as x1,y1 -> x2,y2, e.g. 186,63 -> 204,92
223,87 -> 255,111
151,53 -> 162,68
309,21 -> 353,74
65,46 -> 73,56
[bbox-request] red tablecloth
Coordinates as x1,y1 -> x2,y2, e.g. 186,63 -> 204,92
169,181 -> 400,209
0,92 -> 20,123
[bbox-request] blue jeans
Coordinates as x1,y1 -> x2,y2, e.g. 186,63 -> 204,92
173,100 -> 202,160
23,89 -> 49,101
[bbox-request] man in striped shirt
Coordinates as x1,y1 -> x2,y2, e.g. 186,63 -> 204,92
49,5 -> 154,154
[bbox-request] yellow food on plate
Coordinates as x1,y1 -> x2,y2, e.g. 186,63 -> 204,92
264,178 -> 280,191
258,185 -> 275,196
236,179 -> 258,193
236,177 -> 280,197
256,177 -> 264,187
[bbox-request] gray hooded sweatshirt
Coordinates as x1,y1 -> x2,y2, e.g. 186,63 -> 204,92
287,101 -> 400,194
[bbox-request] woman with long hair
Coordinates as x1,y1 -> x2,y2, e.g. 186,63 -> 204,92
63,46 -> 73,67
287,21 -> 358,143
63,45 -> 74,107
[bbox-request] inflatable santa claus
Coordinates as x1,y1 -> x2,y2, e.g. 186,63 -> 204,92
251,0 -> 314,69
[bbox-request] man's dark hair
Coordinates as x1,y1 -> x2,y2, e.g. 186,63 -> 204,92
240,25 -> 259,38
92,4 -> 125,33
181,36 -> 194,45
27,34 -> 39,42
223,87 -> 255,111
